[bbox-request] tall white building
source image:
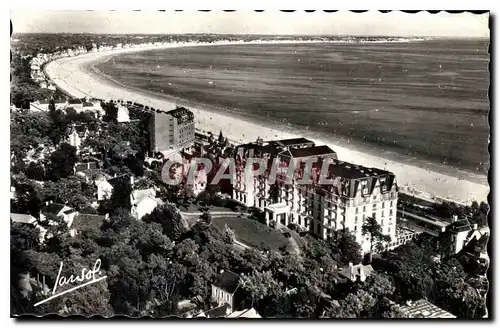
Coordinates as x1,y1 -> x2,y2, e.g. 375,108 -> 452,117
233,138 -> 398,254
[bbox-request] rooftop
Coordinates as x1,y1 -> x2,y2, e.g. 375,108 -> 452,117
326,160 -> 392,180
165,106 -> 194,120
399,299 -> 456,318
288,145 -> 337,159
447,217 -> 472,233
338,264 -> 374,282
71,213 -> 106,232
11,213 -> 37,225
198,304 -> 231,318
68,98 -> 83,105
271,137 -> 314,148
226,308 -> 262,318
74,162 -> 98,172
213,270 -> 241,294
40,203 -> 72,216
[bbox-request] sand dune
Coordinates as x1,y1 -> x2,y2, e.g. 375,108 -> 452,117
44,42 -> 489,204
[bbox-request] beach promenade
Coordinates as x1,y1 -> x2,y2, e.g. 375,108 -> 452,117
44,42 -> 489,204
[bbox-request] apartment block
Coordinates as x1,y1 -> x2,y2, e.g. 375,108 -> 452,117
130,105 -> 195,155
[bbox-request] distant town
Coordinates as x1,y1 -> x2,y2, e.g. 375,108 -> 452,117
10,33 -> 489,319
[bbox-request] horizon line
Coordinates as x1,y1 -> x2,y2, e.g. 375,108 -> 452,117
10,32 -> 489,39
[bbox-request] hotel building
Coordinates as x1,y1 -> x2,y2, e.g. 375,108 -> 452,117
233,138 -> 398,254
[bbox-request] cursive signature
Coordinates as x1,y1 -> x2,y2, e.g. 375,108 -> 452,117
34,259 -> 107,307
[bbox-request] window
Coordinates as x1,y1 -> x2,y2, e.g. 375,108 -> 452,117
363,206 -> 366,212
382,202 -> 385,209
381,211 -> 385,217
373,213 -> 377,219
373,195 -> 377,201
390,201 -> 393,207
390,209 -> 393,216
356,207 -> 359,214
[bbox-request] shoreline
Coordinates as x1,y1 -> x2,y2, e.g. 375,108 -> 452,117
44,41 -> 489,204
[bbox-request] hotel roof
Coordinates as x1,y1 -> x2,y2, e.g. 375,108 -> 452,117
326,161 -> 392,180
271,137 -> 314,147
165,106 -> 194,119
288,145 -> 336,159
399,299 -> 456,319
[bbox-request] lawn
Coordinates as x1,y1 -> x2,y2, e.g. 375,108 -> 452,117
212,216 -> 292,252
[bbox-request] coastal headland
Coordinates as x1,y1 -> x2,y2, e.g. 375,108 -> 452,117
44,41 -> 489,204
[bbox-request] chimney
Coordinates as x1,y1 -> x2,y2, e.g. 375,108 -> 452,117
130,176 -> 135,186
104,213 -> 109,220
45,201 -> 49,206
452,215 -> 458,222
473,223 -> 478,230
220,269 -> 224,274
114,173 -> 117,178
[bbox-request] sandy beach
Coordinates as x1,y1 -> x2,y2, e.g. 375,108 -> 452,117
44,42 -> 489,204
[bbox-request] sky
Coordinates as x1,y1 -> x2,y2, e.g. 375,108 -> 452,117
10,10 -> 489,37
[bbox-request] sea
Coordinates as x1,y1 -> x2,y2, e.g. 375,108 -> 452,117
95,39 -> 490,176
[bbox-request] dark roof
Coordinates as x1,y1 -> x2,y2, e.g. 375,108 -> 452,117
71,213 -> 106,232
68,124 -> 88,137
107,174 -> 131,189
213,270 -> 241,294
271,137 -> 314,147
447,218 -> 472,233
288,145 -> 337,159
166,107 -> 194,122
203,304 -> 231,318
82,102 -> 94,107
41,203 -> 67,215
476,233 -> 490,249
68,98 -> 83,105
74,162 -> 98,172
38,100 -> 50,105
326,160 -> 392,180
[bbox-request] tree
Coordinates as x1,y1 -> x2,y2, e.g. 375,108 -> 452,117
199,211 -> 212,227
362,216 -> 391,261
25,162 -> 46,181
11,174 -> 43,216
142,203 -> 187,241
218,130 -> 224,145
223,224 -> 235,244
102,101 -> 118,123
329,232 -> 362,265
48,99 -> 56,112
106,178 -> 132,215
241,270 -> 282,308
292,286 -> 321,318
48,143 -> 78,181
